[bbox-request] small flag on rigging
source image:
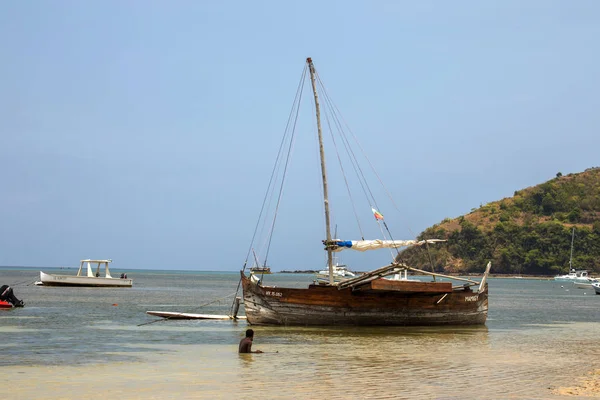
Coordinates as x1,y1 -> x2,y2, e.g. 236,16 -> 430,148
371,207 -> 384,221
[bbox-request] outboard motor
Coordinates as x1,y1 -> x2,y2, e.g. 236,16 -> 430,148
0,285 -> 24,307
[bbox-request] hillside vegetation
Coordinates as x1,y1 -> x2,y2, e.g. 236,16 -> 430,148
401,167 -> 600,275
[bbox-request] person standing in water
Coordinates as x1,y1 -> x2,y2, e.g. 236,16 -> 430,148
238,329 -> 263,353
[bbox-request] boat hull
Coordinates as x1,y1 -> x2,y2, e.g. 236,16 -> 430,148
39,271 -> 132,287
250,268 -> 272,274
146,311 -> 235,320
573,281 -> 595,289
0,300 -> 13,309
241,272 -> 488,326
554,277 -> 576,282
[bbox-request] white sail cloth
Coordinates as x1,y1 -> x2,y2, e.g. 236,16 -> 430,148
331,239 -> 445,252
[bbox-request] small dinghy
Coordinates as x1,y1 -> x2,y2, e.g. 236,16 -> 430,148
0,299 -> 14,309
145,311 -> 243,320
145,297 -> 246,321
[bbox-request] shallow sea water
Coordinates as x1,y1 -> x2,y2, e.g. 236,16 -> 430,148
1,268 -> 600,399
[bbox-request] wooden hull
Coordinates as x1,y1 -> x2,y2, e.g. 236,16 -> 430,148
241,272 -> 488,326
39,271 -> 132,287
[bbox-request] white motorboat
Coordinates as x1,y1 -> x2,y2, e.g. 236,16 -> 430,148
38,259 -> 132,287
554,270 -> 579,281
573,278 -> 599,290
385,268 -> 421,282
554,269 -> 591,283
317,264 -> 356,277
315,262 -> 356,284
556,269 -> 591,283
592,282 -> 600,295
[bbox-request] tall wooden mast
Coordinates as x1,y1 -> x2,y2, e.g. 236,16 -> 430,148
307,57 -> 334,285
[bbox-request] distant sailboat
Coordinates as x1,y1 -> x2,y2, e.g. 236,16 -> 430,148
554,228 -> 590,283
249,249 -> 272,274
237,58 -> 490,326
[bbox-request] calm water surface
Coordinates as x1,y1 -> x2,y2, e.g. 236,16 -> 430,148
1,268 -> 600,399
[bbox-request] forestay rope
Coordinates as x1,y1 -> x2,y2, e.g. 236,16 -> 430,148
230,64 -> 308,313
313,70 -> 404,262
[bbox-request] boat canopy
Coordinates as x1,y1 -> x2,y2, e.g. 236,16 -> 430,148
329,239 -> 445,252
77,259 -> 113,278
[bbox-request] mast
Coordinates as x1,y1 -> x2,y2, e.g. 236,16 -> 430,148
307,57 -> 334,285
569,227 -> 575,271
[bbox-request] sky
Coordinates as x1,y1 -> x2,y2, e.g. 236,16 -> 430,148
1,1 -> 599,271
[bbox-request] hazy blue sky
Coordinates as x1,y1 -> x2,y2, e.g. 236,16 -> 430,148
1,1 -> 599,271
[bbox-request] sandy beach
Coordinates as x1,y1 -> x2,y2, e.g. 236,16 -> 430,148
553,369 -> 600,397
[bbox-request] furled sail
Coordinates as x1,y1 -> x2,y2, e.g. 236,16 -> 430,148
327,239 -> 445,252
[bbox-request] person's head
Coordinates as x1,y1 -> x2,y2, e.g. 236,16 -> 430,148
245,329 -> 254,338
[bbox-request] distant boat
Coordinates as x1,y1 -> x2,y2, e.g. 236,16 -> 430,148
317,262 -> 355,278
385,268 -> 421,282
554,270 -> 591,282
573,278 -> 599,290
554,228 -> 589,282
315,263 -> 356,284
249,248 -> 272,274
239,57 -> 490,327
315,256 -> 356,279
37,259 -> 132,287
250,266 -> 272,274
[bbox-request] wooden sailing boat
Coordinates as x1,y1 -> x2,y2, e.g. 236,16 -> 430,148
239,58 -> 490,326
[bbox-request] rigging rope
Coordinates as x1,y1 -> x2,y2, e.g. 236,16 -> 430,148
240,64 -> 308,272
315,72 -> 403,260
315,72 -> 416,241
321,96 -> 365,240
262,69 -> 306,268
231,64 -> 308,311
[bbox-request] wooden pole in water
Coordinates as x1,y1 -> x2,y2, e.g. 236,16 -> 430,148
232,297 -> 241,319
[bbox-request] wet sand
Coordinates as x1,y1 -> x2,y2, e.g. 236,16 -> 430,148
554,369 -> 600,397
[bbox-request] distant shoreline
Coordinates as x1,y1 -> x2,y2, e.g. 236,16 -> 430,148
0,266 -> 562,279
279,270 -> 318,274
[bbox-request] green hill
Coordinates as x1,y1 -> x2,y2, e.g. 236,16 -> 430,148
401,167 -> 600,275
